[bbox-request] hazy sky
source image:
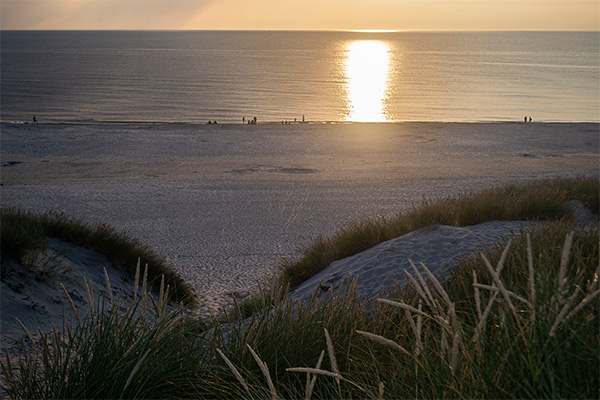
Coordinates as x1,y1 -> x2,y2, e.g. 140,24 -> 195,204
1,0 -> 598,31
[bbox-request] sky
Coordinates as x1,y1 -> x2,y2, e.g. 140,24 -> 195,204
1,0 -> 598,31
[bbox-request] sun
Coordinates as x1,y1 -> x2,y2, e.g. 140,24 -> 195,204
344,40 -> 392,122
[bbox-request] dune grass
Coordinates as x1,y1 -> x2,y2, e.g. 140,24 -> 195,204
0,207 -> 197,307
2,177 -> 599,399
204,222 -> 599,399
3,220 -> 597,399
279,176 -> 599,289
1,266 -> 211,399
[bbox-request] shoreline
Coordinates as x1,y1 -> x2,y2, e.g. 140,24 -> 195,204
3,120 -> 600,127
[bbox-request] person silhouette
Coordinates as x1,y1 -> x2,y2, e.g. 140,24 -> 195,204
524,116 -> 527,123
33,115 -> 37,124
529,116 -> 532,123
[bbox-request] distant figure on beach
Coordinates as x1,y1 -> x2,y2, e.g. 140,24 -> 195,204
208,120 -> 212,124
302,114 -> 305,122
253,116 -> 257,124
33,115 -> 37,124
524,116 -> 527,123
529,116 -> 532,123
242,117 -> 245,123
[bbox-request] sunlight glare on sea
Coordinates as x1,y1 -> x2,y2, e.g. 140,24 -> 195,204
344,40 -> 392,122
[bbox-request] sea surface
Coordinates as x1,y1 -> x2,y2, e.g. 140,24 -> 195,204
1,31 -> 599,123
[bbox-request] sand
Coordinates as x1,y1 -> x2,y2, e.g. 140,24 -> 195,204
1,238 -> 140,358
1,121 -> 598,316
289,220 -> 536,303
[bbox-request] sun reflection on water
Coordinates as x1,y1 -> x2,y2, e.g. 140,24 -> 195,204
344,40 -> 391,122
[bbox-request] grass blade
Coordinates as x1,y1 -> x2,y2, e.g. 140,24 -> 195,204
247,344 -> 279,400
286,367 -> 342,379
216,348 -> 250,394
356,330 -> 410,355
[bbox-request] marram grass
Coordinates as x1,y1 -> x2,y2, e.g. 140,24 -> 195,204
2,177 -> 599,399
279,176 -> 599,289
213,222 -> 598,400
1,262 -> 211,399
0,207 -> 196,306
3,221 -> 597,399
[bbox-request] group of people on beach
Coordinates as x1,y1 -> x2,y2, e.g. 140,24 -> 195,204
242,116 -> 258,125
524,116 -> 533,123
281,114 -> 306,124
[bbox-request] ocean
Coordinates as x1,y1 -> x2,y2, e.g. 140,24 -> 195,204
1,31 -> 598,123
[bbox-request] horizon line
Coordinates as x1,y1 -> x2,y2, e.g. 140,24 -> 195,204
2,28 -> 599,33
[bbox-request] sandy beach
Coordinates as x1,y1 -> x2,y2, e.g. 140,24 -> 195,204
1,121 -> 598,316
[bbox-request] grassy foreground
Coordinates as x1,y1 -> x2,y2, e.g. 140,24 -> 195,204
0,208 -> 197,306
1,177 -> 599,399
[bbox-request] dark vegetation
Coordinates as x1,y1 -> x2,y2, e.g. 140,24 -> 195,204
0,208 -> 197,306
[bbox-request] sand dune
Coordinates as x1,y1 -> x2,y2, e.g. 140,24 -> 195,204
1,238 -> 139,358
291,221 -> 537,303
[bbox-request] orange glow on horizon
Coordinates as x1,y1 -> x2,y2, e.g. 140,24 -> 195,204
0,0 -> 598,31
349,30 -> 403,33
